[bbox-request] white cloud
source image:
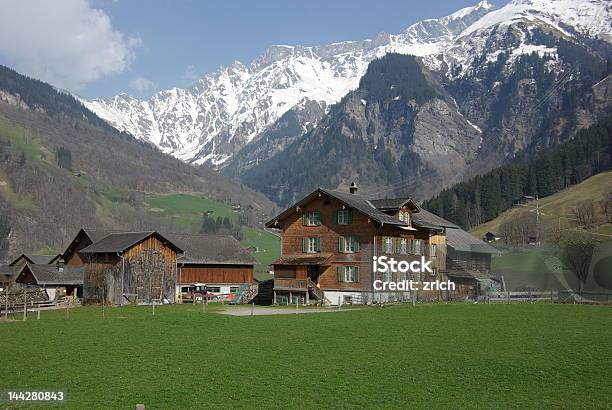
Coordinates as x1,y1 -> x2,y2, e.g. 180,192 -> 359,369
129,76 -> 156,96
0,0 -> 139,91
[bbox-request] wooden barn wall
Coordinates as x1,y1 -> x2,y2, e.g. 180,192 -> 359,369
83,236 -> 177,305
178,264 -> 253,284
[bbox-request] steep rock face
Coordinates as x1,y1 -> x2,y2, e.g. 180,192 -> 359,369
240,55 -> 483,205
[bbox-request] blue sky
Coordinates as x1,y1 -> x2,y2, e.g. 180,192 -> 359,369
0,0 -> 508,99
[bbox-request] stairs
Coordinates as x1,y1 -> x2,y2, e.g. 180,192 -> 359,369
230,282 -> 259,305
307,278 -> 324,302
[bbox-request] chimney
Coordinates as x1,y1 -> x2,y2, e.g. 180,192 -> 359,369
349,182 -> 358,195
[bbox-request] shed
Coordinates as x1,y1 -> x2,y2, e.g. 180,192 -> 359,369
15,263 -> 83,298
80,231 -> 182,305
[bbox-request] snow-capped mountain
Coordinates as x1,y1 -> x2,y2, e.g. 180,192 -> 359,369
83,0 -> 611,166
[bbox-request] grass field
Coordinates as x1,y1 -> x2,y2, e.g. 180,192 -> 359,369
1,304 -> 610,408
241,227 -> 280,279
470,171 -> 612,239
145,193 -> 280,275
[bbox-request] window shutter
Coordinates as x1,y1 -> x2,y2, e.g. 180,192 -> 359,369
332,211 -> 338,224
338,236 -> 345,253
315,211 -> 322,225
355,266 -> 359,282
355,238 -> 360,252
336,266 -> 343,282
347,209 -> 353,224
302,238 -> 307,253
315,237 -> 321,252
302,213 -> 307,226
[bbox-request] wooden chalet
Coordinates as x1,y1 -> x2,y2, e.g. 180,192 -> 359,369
265,183 -> 448,305
165,233 -> 256,298
79,231 -> 182,305
15,264 -> 83,299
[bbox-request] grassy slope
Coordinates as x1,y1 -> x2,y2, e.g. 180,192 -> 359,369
145,193 -> 280,276
1,304 -> 610,408
470,171 -> 612,239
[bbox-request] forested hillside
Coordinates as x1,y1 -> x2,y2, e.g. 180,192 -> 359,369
423,116 -> 612,230
0,65 -> 273,261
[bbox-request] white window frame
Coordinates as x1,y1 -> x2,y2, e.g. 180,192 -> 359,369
342,266 -> 358,283
344,236 -> 359,253
383,237 -> 393,253
431,243 -> 438,258
304,211 -> 321,226
337,209 -> 350,225
413,239 -> 423,255
306,237 -> 320,253
400,238 -> 408,254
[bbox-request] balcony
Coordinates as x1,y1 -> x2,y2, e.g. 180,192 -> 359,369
274,278 -> 307,291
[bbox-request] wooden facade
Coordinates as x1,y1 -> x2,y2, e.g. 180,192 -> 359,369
267,188 -> 448,304
82,234 -> 179,305
178,264 -> 253,285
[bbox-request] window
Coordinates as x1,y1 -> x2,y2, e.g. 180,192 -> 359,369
335,209 -> 353,225
302,237 -> 321,253
230,286 -> 240,293
400,238 -> 408,254
431,243 -> 438,258
337,266 -> 359,283
398,211 -> 411,223
303,211 -> 322,226
208,286 -> 221,293
412,239 -> 423,255
338,236 -> 359,253
383,237 -> 393,253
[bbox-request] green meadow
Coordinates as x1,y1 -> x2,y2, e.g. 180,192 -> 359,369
1,303 -> 610,409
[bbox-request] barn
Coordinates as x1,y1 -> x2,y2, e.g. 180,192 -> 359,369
15,264 -> 83,299
167,233 -> 256,298
80,231 -> 182,305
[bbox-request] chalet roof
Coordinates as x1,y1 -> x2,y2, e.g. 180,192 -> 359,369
166,233 -> 256,265
411,209 -> 460,230
446,228 -> 500,254
369,197 -> 419,211
21,264 -> 83,286
80,231 -> 183,254
9,254 -> 60,266
266,188 -> 410,228
272,254 -> 333,266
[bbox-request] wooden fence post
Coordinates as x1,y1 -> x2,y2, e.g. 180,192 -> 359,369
22,289 -> 27,321
507,289 -> 510,304
37,306 -> 40,320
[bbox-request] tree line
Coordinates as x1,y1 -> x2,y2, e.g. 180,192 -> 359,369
423,116 -> 612,230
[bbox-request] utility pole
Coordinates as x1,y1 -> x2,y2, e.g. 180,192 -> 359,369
535,191 -> 540,246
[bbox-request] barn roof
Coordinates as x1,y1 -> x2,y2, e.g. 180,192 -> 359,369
9,254 -> 60,266
80,231 -> 183,254
167,233 -> 256,265
446,228 -> 500,254
0,264 -> 16,278
20,264 -> 83,286
61,228 -> 116,261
